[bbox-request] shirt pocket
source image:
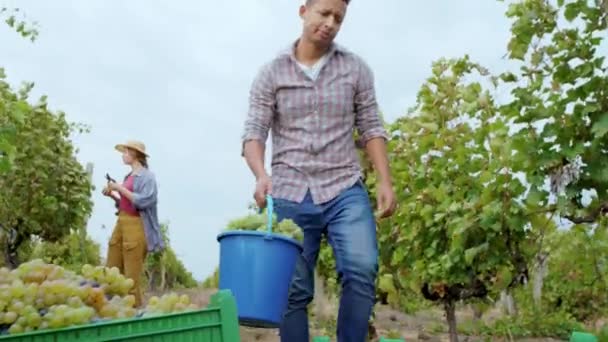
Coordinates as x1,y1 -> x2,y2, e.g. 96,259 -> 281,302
320,74 -> 356,121
276,87 -> 314,121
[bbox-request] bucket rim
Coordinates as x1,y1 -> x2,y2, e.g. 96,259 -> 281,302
217,230 -> 303,251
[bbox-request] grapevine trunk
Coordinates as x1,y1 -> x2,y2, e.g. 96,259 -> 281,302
444,300 -> 459,342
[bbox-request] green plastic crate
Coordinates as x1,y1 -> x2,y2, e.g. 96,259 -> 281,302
0,289 -> 240,342
312,337 -> 331,342
570,331 -> 598,342
314,336 -> 405,341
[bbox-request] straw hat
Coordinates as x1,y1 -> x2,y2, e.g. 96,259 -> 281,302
115,140 -> 149,157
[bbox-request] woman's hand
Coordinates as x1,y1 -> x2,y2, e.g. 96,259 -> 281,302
108,181 -> 123,192
108,181 -> 135,202
102,185 -> 113,196
102,185 -> 120,201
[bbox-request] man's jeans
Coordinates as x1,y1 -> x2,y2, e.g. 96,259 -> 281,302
275,180 -> 378,342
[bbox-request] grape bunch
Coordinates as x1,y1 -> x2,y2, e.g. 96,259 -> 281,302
225,211 -> 304,242
274,219 -> 303,242
142,293 -> 197,317
0,259 -> 198,336
81,264 -> 134,297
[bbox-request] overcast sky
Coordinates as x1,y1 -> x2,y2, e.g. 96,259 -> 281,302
2,0 -> 515,281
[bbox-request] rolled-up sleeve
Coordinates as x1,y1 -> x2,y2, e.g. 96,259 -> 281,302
354,59 -> 389,146
241,63 -> 276,155
132,173 -> 157,210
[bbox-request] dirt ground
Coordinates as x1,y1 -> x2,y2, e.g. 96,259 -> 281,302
145,288 -> 566,342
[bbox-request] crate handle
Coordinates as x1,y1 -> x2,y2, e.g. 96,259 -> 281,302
266,195 -> 273,234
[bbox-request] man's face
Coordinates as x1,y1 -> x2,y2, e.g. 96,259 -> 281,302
300,0 -> 347,47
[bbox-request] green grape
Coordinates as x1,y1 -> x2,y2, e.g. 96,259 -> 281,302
81,264 -> 93,277
142,292 -> 197,316
2,260 -> 202,336
67,296 -> 83,308
8,323 -> 23,334
9,301 -> 25,315
225,212 -> 304,242
43,293 -> 56,306
46,313 -> 63,329
4,311 -> 17,324
148,296 -> 159,306
15,316 -> 27,327
26,311 -> 41,328
225,213 -> 266,231
9,281 -> 25,298
276,218 -> 304,241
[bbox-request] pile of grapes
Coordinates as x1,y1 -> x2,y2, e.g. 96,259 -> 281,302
0,259 -> 198,336
225,210 -> 303,242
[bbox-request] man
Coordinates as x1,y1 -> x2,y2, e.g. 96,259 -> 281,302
241,0 -> 396,340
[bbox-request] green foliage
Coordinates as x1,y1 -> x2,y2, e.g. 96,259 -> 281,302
507,222 -> 608,323
599,325 -> 608,341
1,7 -> 39,42
543,225 -> 608,322
0,86 -> 93,229
0,68 -> 22,173
315,239 -> 338,294
0,73 -> 93,266
477,256 -> 604,340
1,8 -> 38,173
478,1 -> 608,336
163,248 -> 197,289
456,309 -> 584,339
484,310 -> 583,339
28,230 -> 102,273
145,223 -> 197,290
201,266 -> 219,289
361,1 -> 607,340
385,56 -> 530,305
501,0 -> 607,223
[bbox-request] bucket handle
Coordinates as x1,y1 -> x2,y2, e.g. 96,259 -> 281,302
266,194 -> 273,234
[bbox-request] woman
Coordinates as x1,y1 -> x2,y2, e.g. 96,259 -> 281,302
102,140 -> 164,307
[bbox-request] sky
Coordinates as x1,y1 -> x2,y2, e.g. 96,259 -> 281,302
2,0 -> 516,281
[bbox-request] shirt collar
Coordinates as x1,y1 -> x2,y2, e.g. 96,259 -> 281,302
131,167 -> 147,177
279,38 -> 344,63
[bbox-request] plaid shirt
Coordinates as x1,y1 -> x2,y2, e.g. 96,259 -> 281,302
242,41 -> 388,205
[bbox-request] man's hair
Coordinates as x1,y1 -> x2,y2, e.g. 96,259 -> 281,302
306,0 -> 350,5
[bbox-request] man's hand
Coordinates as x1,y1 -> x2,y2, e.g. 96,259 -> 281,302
362,137 -> 396,219
376,180 -> 396,219
254,175 -> 272,209
244,140 -> 272,209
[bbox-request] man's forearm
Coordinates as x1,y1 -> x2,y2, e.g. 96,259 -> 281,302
364,137 -> 392,184
243,140 -> 269,180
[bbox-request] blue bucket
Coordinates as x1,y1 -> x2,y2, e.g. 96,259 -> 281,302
217,196 -> 303,328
